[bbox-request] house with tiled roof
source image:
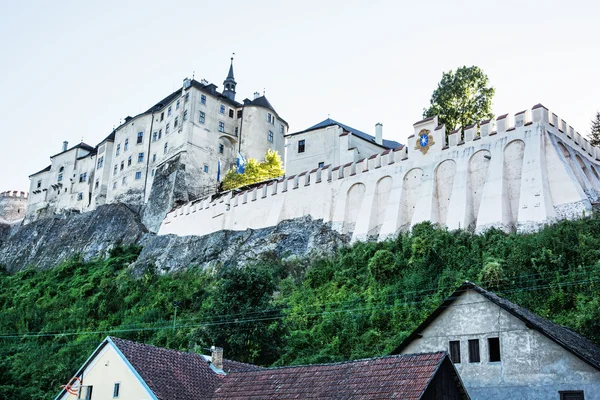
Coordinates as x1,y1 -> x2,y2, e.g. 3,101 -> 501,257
393,282 -> 600,400
284,118 -> 403,176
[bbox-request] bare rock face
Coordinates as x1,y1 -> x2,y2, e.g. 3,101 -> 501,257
0,203 -> 148,272
133,216 -> 350,271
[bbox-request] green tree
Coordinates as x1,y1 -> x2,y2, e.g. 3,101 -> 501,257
589,111 -> 600,146
423,66 -> 495,134
222,149 -> 284,191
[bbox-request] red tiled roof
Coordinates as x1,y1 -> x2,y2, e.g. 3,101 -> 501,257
213,352 -> 447,399
110,337 -> 261,400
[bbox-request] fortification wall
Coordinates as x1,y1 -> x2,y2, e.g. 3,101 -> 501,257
0,191 -> 28,224
159,104 -> 600,241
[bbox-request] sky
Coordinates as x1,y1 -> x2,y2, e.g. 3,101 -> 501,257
1,0 -> 599,191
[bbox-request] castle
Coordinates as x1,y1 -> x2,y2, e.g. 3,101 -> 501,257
15,61 -> 600,242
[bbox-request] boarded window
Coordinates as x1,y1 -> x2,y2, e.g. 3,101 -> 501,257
468,339 -> 480,362
559,391 -> 584,400
488,337 -> 501,362
449,340 -> 461,364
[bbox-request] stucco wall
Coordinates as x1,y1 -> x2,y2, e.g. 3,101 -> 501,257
401,289 -> 600,400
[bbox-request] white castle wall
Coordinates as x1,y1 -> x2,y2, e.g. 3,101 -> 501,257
0,191 -> 29,223
159,104 -> 600,241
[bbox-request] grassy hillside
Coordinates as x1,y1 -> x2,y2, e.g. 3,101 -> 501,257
1,217 -> 600,399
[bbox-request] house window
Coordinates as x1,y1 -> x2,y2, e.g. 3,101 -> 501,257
160,112 -> 164,121
219,143 -> 224,154
268,131 -> 273,142
228,109 -> 234,118
114,165 -> 118,175
468,339 -> 480,363
137,132 -> 143,144
153,132 -> 158,142
559,390 -> 585,400
164,142 -> 168,154
234,127 -> 238,136
113,383 -> 120,398
124,139 -> 129,151
166,123 -> 170,134
37,180 -> 42,188
318,162 -> 325,168
138,153 -> 144,163
120,161 -> 124,171
237,110 -> 242,118
79,172 -> 87,183
168,106 -> 172,116
219,105 -> 225,114
488,337 -> 501,362
200,94 -> 206,105
151,169 -> 155,177
113,182 -> 117,189
58,173 -> 63,182
298,140 -> 305,153
135,171 -> 142,180
203,164 -> 209,173
280,124 -> 284,134
267,113 -> 272,123
174,117 -> 179,128
184,92 -> 189,102
97,156 -> 104,169
152,153 -> 157,162
199,111 -> 205,124
122,176 -> 127,185
116,144 -> 121,156
449,341 -> 461,364
77,192 -> 83,201
176,99 -> 180,110
218,121 -> 225,132
183,110 -> 188,121
158,129 -> 162,139
127,156 -> 132,166
80,386 -> 93,400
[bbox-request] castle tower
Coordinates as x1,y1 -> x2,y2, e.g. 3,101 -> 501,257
222,57 -> 237,101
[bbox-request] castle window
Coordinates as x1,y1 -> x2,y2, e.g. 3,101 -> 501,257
200,95 -> 206,105
218,121 -> 225,133
234,127 -> 238,136
124,139 -> 129,151
219,143 -> 224,154
37,180 -> 42,188
164,143 -> 168,154
95,179 -> 99,189
176,99 -> 180,110
203,164 -> 209,173
137,132 -> 143,144
58,173 -> 63,182
113,182 -> 117,189
184,93 -> 189,102
153,132 -> 158,142
559,391 -> 585,400
166,123 -> 170,134
168,106 -> 172,117
199,111 -> 205,124
174,117 -> 179,128
59,166 -> 64,172
152,154 -> 157,162
122,176 -> 127,185
267,113 -> 272,123
219,105 -> 225,114
488,337 -> 501,362
449,341 -> 461,364
138,153 -> 144,163
97,156 -> 104,169
79,173 -> 87,183
468,339 -> 480,363
158,129 -> 162,139
113,382 -> 120,398
228,109 -> 234,118
77,192 -> 83,201
151,169 -> 155,177
298,140 -> 305,153
160,112 -> 164,121
280,124 -> 284,134
318,162 -> 325,168
268,131 -> 274,143
183,110 -> 188,121
127,156 -> 132,167
114,165 -> 118,175
120,161 -> 124,171
135,171 -> 142,180
237,110 -> 242,118
116,144 -> 121,156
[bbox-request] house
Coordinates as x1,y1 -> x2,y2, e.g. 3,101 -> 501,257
392,282 -> 600,400
54,337 -> 261,400
214,351 -> 469,399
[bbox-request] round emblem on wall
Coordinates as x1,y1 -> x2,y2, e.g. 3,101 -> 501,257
415,129 -> 435,155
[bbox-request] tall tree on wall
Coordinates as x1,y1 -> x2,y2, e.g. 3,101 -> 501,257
589,111 -> 600,146
423,66 -> 495,136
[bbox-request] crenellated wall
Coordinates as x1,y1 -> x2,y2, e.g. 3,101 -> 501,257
0,191 -> 29,224
159,104 -> 600,241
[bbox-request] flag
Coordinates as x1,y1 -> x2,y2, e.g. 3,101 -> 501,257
236,152 -> 246,174
217,158 -> 221,182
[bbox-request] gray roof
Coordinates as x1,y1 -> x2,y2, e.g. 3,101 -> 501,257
391,282 -> 600,371
29,165 -> 51,178
50,142 -> 95,159
288,118 -> 402,149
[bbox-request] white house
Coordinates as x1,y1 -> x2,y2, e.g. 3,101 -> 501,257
393,282 -> 600,400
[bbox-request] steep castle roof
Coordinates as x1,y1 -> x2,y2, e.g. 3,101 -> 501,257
289,118 -> 402,149
391,282 -> 600,371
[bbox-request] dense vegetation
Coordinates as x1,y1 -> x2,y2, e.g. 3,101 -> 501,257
2,216 -> 600,399
221,149 -> 284,190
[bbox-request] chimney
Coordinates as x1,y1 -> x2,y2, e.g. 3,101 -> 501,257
253,92 -> 260,100
62,141 -> 68,152
210,346 -> 224,370
375,123 -> 383,145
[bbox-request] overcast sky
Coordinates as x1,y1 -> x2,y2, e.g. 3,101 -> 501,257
1,0 -> 598,191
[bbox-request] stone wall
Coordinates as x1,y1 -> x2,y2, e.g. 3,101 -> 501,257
0,191 -> 28,223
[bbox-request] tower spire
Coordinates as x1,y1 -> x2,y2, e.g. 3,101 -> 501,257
223,53 -> 237,101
